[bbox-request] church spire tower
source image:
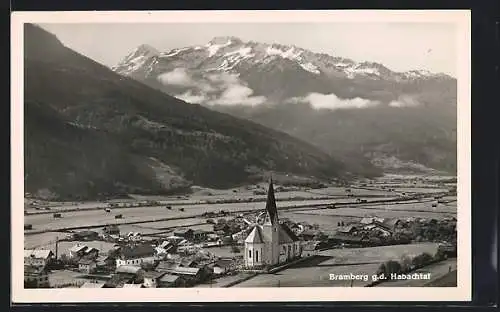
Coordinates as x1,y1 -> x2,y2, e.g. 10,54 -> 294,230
264,176 -> 278,225
262,175 -> 280,265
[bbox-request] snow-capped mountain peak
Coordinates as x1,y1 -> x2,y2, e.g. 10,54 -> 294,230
112,43 -> 159,73
113,38 -> 454,84
265,45 -> 303,61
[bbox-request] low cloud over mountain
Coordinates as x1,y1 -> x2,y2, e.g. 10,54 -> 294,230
287,92 -> 380,110
388,94 -> 421,108
157,68 -> 267,106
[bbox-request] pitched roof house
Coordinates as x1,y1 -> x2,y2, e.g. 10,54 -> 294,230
24,249 -> 54,268
116,244 -> 156,268
24,265 -> 50,288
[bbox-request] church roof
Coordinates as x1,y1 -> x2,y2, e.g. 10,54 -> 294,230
265,178 -> 278,225
245,226 -> 264,244
278,225 -> 295,244
280,223 -> 299,242
244,223 -> 299,245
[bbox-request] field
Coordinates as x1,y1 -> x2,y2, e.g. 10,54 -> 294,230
25,196 -> 393,233
234,243 -> 440,287
292,200 -> 456,220
25,218 -> 212,250
25,232 -> 66,249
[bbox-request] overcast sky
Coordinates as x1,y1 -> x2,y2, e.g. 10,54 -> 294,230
39,22 -> 457,76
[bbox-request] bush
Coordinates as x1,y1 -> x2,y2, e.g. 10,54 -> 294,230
412,252 -> 433,268
376,260 -> 402,279
400,255 -> 413,272
434,249 -> 445,261
385,260 -> 403,277
376,263 -> 387,276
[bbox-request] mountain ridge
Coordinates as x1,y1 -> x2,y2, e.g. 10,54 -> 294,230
112,36 -> 457,175
113,36 -> 455,82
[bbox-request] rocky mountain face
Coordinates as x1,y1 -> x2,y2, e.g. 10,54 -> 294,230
113,36 -> 457,175
24,25 -> 347,200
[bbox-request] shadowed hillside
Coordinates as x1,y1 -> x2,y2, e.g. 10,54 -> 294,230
24,24 -> 347,200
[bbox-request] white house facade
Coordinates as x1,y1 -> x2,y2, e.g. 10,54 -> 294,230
24,249 -> 54,268
115,244 -> 156,268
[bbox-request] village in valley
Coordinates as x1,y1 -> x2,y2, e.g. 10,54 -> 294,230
24,175 -> 458,289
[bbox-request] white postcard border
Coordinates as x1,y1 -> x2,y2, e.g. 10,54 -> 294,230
11,9 -> 471,303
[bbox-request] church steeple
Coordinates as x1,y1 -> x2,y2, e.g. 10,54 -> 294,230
264,177 -> 278,225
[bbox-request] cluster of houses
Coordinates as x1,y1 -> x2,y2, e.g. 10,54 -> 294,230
24,249 -> 54,288
25,236 -> 240,289
75,241 -> 238,288
330,215 -> 457,247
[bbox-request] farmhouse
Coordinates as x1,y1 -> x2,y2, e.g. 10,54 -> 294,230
193,229 -> 209,241
96,255 -> 114,271
173,228 -> 194,240
212,258 -> 236,275
116,244 -> 156,268
364,222 -> 393,237
244,179 -> 301,268
78,258 -> 97,274
155,241 -> 175,257
83,247 -> 99,259
115,265 -> 145,281
68,244 -> 99,260
24,265 -> 50,288
69,244 -> 88,259
157,273 -> 185,287
143,271 -> 166,288
24,249 -> 54,268
72,230 -> 99,241
381,218 -> 403,231
155,260 -> 208,284
360,217 -> 386,225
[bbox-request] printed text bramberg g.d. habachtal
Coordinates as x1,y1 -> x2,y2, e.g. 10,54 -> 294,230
329,272 -> 432,282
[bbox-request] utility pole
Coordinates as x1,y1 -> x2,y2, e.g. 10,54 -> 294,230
55,236 -> 59,260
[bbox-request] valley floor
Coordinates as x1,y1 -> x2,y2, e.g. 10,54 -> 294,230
22,175 -> 458,289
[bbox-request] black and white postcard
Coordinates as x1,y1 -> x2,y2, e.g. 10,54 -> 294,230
11,10 -> 471,302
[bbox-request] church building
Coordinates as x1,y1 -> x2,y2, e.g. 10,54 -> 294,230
244,179 -> 301,268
